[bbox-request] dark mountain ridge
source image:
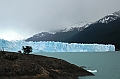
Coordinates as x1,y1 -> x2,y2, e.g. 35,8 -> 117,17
26,22 -> 90,42
67,11 -> 120,50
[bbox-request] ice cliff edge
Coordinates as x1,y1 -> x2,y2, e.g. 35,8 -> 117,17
0,39 -> 115,52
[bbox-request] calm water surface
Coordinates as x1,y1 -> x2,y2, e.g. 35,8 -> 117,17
34,52 -> 120,79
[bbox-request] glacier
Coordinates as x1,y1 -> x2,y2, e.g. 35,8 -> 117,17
0,39 -> 115,52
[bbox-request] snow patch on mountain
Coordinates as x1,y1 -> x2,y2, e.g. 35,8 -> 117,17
60,22 -> 92,32
32,32 -> 53,38
98,11 -> 120,24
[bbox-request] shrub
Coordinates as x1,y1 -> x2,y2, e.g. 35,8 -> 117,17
22,46 -> 32,54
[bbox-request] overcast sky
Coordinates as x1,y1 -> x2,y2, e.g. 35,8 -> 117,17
0,0 -> 120,40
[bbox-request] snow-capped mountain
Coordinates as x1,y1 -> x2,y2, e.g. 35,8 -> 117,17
67,10 -> 120,50
26,10 -> 120,50
60,22 -> 91,32
26,22 -> 90,42
97,10 -> 120,24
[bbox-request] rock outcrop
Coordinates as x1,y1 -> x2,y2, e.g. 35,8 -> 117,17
0,51 -> 94,79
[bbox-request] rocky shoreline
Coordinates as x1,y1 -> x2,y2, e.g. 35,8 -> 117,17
0,51 -> 94,79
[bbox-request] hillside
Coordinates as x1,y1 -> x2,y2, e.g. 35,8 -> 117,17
0,51 -> 94,79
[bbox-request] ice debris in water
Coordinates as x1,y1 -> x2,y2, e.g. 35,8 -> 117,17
0,39 -> 115,52
87,70 -> 97,73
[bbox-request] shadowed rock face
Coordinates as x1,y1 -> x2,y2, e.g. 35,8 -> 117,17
0,51 -> 94,79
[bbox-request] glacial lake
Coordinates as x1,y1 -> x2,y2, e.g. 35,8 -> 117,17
34,51 -> 120,79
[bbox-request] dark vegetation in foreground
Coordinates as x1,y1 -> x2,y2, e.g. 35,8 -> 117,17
0,51 -> 94,79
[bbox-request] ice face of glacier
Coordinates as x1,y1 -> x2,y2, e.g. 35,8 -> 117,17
0,39 -> 115,52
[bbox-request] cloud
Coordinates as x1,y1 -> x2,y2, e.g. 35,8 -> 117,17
0,0 -> 120,40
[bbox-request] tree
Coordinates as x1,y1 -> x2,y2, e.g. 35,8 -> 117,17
22,46 -> 32,54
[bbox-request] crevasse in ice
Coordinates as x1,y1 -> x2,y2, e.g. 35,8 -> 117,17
0,39 -> 115,52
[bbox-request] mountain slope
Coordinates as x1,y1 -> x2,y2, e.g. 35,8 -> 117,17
26,32 -> 54,41
67,11 -> 120,50
26,22 -> 90,42
26,11 -> 120,50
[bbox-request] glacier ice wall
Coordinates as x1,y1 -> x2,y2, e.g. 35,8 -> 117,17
0,39 -> 115,52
